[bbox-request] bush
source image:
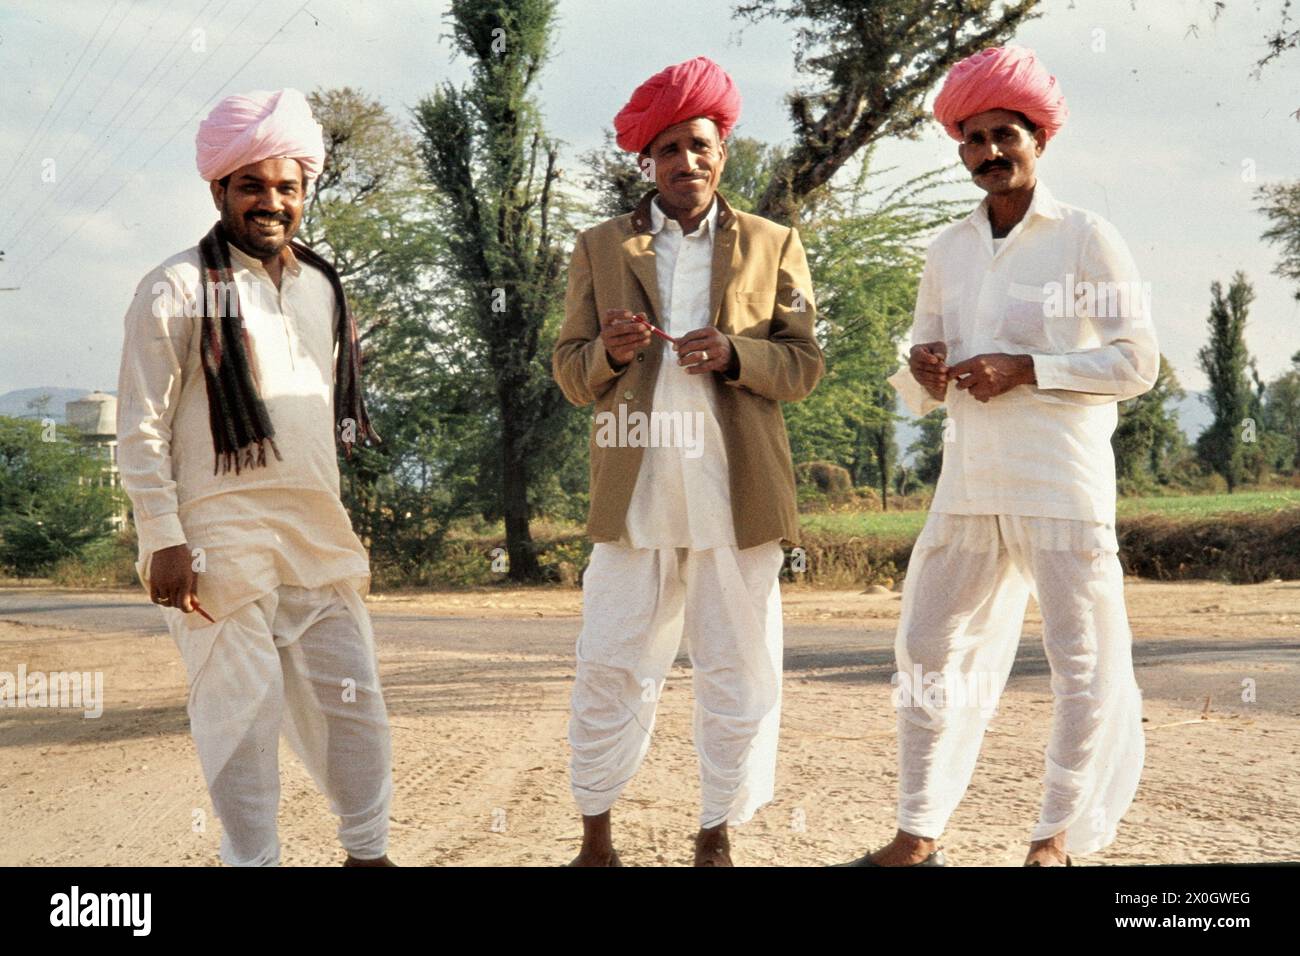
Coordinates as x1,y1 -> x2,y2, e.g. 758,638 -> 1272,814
50,529 -> 140,588
0,416 -> 122,576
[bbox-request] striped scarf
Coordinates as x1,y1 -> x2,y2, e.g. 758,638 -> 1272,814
197,221 -> 379,474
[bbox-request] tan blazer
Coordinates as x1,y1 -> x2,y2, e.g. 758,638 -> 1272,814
551,189 -> 824,549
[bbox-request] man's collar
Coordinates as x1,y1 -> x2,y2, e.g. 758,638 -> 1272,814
630,188 -> 735,235
964,179 -> 1063,231
226,239 -> 302,277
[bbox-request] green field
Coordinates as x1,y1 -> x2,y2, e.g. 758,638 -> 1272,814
1114,489 -> 1300,518
800,488 -> 1300,539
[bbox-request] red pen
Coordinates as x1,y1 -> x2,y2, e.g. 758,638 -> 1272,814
190,599 -> 216,624
632,313 -> 677,346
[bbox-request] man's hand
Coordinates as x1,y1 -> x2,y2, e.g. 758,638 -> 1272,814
674,327 -> 736,376
947,353 -> 1036,403
150,542 -> 199,614
600,309 -> 653,367
909,341 -> 949,401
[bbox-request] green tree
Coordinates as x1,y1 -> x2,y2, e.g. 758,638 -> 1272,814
1113,354 -> 1187,491
733,0 -> 1041,223
786,163 -> 964,508
1262,351 -> 1300,473
908,408 -> 948,485
1258,180 -> 1300,301
1196,273 -> 1256,491
0,416 -> 119,575
296,88 -> 450,576
413,0 -> 573,581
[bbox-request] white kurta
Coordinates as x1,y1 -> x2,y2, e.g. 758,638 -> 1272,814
885,182 -> 1157,855
888,180 -> 1160,523
621,196 -> 737,550
117,240 -> 390,865
116,241 -> 371,624
572,196 -> 786,828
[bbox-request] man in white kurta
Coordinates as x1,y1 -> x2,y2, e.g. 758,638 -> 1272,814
846,47 -> 1159,867
554,56 -> 824,866
116,88 -> 392,866
570,190 -> 787,861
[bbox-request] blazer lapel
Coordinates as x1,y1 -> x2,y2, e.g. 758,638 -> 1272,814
708,193 -> 739,329
624,191 -> 665,328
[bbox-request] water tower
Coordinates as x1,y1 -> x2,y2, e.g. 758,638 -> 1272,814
65,390 -> 124,528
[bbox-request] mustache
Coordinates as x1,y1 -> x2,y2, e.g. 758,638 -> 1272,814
975,160 -> 1011,175
246,212 -> 291,224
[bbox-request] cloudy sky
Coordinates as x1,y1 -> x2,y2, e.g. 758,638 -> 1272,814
0,0 -> 1296,398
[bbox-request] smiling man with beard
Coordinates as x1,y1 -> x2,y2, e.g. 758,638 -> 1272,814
116,88 -> 393,867
841,47 -> 1160,868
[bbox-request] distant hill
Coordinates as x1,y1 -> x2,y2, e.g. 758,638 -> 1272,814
895,389 -> 1213,462
0,387 -> 99,423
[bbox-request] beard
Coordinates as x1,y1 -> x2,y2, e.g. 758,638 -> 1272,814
221,195 -> 296,259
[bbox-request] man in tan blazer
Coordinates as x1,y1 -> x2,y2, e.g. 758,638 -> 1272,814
552,56 -> 823,866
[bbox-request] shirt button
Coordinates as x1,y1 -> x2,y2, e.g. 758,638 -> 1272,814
636,353 -> 644,362
623,390 -> 634,401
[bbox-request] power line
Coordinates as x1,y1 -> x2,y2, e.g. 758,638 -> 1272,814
0,0 -> 166,239
1,0 -> 229,247
7,0 -> 243,262
6,0 -> 238,257
17,0 -> 314,286
0,0 -> 122,197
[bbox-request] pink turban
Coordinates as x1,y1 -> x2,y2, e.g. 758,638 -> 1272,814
932,46 -> 1068,142
195,88 -> 325,182
614,56 -> 742,153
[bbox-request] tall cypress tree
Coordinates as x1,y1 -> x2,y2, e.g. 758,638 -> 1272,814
1196,272 -> 1256,492
414,0 -> 568,581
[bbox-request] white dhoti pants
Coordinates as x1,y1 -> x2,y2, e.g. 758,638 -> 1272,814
165,582 -> 392,866
569,540 -> 786,828
893,513 -> 1144,855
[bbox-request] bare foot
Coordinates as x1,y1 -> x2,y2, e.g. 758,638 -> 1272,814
694,823 -> 733,867
1024,833 -> 1070,866
343,854 -> 396,867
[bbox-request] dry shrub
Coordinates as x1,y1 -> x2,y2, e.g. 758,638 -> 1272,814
1118,509 -> 1300,583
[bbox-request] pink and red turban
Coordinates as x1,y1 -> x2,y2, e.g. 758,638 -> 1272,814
932,46 -> 1068,142
195,88 -> 326,183
614,56 -> 742,154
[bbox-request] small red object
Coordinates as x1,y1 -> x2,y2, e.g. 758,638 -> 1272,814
633,313 -> 676,345
190,600 -> 216,624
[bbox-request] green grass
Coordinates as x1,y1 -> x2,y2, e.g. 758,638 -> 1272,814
1115,489 -> 1300,518
799,488 -> 1300,538
799,510 -> 930,539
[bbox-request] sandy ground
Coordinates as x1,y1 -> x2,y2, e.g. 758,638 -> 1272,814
2,578 -> 1297,866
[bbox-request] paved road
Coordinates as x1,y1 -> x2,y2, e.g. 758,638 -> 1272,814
2,588 -> 1296,678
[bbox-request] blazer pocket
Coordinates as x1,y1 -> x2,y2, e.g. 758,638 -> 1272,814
731,289 -> 777,333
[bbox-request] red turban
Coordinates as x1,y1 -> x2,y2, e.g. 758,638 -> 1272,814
614,56 -> 742,153
932,46 -> 1068,142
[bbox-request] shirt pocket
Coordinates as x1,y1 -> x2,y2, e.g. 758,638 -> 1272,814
998,281 -> 1054,351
